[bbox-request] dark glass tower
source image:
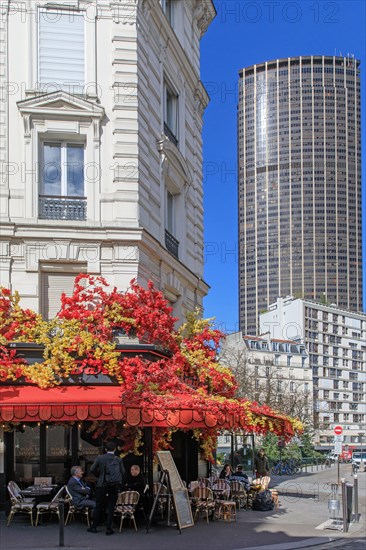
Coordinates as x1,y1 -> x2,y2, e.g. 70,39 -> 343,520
238,56 -> 362,334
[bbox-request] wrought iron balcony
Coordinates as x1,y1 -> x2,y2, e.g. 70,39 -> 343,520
39,195 -> 87,221
164,122 -> 179,147
165,229 -> 179,259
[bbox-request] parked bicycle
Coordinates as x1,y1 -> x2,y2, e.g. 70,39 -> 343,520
271,459 -> 301,476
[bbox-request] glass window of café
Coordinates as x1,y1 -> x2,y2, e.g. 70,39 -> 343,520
9,423 -> 102,487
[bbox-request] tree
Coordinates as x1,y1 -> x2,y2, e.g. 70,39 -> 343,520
220,334 -> 313,429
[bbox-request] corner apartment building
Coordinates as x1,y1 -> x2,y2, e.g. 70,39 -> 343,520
261,297 -> 366,450
0,0 -> 215,320
221,332 -> 311,419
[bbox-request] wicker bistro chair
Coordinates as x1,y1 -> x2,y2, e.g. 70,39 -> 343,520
64,486 -> 90,527
35,485 -> 66,526
211,479 -> 230,500
7,484 -> 35,526
229,480 -> 248,509
252,476 -> 271,490
8,481 -> 35,504
114,491 -> 140,532
192,486 -> 216,524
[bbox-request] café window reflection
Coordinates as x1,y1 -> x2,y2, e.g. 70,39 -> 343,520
46,425 -> 71,484
15,424 -> 40,484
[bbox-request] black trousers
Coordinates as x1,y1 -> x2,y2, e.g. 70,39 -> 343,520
92,485 -> 119,531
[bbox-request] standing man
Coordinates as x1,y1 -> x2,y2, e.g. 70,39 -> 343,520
67,466 -> 96,514
87,441 -> 125,536
254,448 -> 270,479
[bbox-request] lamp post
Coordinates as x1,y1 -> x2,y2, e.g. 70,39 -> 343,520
358,432 -> 365,472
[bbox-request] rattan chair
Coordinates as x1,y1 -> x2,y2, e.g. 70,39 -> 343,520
7,481 -> 35,504
252,476 -> 271,490
192,486 -> 215,524
64,486 -> 91,527
35,485 -> 66,526
229,480 -> 247,509
114,491 -> 140,532
7,483 -> 35,526
212,479 -> 230,500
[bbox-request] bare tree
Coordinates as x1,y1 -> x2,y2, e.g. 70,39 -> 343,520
219,337 -> 312,426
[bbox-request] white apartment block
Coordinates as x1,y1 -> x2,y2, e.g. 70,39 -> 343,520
261,297 -> 366,451
0,0 -> 215,320
218,332 -> 312,454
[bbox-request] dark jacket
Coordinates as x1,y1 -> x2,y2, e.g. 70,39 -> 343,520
254,454 -> 269,476
230,471 -> 250,491
90,452 -> 125,488
67,477 -> 92,507
122,472 -> 146,497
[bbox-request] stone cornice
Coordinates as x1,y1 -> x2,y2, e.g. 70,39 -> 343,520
193,0 -> 216,37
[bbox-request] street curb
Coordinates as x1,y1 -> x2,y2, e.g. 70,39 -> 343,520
234,537 -> 335,550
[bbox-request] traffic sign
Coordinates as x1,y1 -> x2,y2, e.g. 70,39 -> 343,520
334,425 -> 343,435
334,441 -> 342,454
334,435 -> 344,442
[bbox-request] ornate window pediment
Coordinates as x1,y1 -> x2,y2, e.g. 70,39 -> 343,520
17,90 -> 104,120
17,91 -> 104,141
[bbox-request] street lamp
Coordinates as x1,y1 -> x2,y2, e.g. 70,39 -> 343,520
358,432 -> 365,473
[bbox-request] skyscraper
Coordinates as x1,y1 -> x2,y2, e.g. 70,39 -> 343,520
238,56 -> 362,334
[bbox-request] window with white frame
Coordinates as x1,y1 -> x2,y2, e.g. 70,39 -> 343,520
38,9 -> 85,93
161,0 -> 174,25
39,141 -> 86,220
164,82 -> 179,145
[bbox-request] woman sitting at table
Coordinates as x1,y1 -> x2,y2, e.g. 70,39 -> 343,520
67,466 -> 96,512
219,463 -> 233,481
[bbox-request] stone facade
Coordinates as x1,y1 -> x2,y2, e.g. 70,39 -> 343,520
0,0 -> 215,320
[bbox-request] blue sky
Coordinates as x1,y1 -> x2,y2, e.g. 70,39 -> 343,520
201,0 -> 366,332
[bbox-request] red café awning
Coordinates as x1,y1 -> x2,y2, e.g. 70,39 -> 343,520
0,385 -> 232,428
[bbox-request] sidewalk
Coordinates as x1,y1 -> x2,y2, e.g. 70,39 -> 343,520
1,464 -> 364,550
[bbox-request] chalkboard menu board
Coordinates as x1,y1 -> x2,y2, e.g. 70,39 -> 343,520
157,451 -> 194,530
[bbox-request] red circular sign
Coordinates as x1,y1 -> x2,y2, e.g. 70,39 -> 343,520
334,426 -> 343,435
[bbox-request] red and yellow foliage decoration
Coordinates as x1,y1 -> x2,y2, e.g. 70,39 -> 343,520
0,276 -> 302,461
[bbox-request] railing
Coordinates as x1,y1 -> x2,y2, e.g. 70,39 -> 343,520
165,229 -> 179,259
39,196 -> 87,221
164,122 -> 178,147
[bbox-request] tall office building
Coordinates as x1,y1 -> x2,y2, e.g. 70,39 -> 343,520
238,56 -> 362,334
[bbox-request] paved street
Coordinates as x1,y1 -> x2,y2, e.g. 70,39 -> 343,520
1,464 -> 365,550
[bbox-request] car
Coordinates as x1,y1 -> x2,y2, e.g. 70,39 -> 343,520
326,453 -> 339,462
351,452 -> 366,470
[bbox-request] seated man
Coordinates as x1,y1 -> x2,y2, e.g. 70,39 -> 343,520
230,464 -> 250,491
67,466 -> 96,512
121,464 -> 146,498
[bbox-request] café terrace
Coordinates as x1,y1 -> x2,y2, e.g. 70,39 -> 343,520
0,277 -> 300,510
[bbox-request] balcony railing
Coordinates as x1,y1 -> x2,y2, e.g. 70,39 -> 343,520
164,122 -> 179,147
39,195 -> 87,221
165,229 -> 179,259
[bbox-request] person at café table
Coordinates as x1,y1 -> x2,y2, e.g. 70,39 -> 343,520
229,464 -> 251,491
67,466 -> 96,512
219,463 -> 233,481
121,464 -> 146,498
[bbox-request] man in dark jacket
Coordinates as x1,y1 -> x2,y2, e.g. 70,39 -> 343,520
230,464 -> 251,491
67,466 -> 96,513
87,441 -> 125,536
254,449 -> 270,478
